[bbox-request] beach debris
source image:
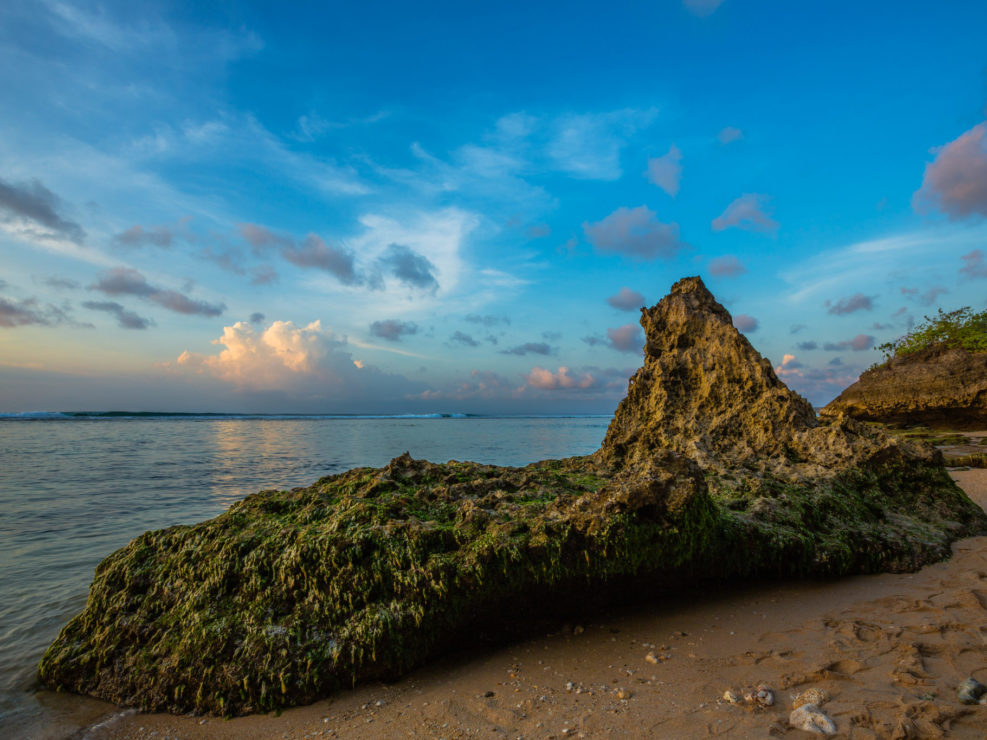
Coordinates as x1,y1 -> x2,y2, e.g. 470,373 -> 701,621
723,685 -> 774,710
789,704 -> 837,735
755,685 -> 775,707
792,688 -> 829,709
616,688 -> 632,700
957,677 -> 986,704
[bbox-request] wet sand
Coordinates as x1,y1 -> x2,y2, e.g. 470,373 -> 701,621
43,470 -> 987,739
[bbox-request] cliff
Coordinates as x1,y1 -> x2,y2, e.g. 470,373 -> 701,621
39,277 -> 987,716
822,347 -> 987,429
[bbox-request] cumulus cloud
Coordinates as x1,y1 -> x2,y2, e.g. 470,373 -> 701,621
526,224 -> 551,239
645,145 -> 682,196
583,206 -> 684,260
81,300 -> 153,329
176,320 -> 420,401
607,287 -> 646,311
708,255 -> 746,278
42,276 -> 80,290
683,0 -> 726,17
370,319 -> 419,341
0,176 -> 85,244
913,122 -> 987,220
718,126 -> 743,145
825,293 -> 874,315
449,331 -> 479,347
823,335 -> 874,352
375,243 -> 439,293
960,249 -> 987,278
711,194 -> 778,235
115,224 -> 173,248
796,340 -> 818,350
283,234 -> 358,284
500,342 -> 553,356
249,312 -> 265,324
523,365 -> 633,395
732,314 -> 758,332
89,267 -> 225,317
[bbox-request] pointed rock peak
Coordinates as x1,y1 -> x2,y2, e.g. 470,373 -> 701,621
600,276 -> 817,471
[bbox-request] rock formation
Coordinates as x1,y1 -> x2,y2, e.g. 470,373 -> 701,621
39,276 -> 987,716
822,347 -> 987,429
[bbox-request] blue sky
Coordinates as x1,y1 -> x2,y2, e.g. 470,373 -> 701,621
1,0 -> 986,413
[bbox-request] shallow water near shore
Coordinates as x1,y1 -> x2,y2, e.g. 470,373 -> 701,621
0,414 -> 610,737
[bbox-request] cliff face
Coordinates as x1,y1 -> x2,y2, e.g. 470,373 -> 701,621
822,348 -> 987,429
599,276 -> 818,472
39,276 -> 987,717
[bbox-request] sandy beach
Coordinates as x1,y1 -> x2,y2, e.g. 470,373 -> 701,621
35,468 -> 984,740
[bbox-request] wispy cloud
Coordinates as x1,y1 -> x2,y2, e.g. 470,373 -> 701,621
89,267 -> 225,317
717,126 -> 743,145
707,255 -> 746,278
0,176 -> 86,244
712,193 -> 778,235
960,249 -> 987,278
683,0 -> 727,18
369,319 -> 419,341
825,293 -> 874,315
500,342 -> 553,356
81,300 -> 153,329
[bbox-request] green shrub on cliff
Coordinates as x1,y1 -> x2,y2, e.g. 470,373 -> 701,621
878,306 -> 987,362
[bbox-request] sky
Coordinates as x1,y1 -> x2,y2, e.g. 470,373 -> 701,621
1,0 -> 986,414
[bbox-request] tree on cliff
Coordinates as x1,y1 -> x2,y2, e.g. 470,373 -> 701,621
878,306 -> 987,362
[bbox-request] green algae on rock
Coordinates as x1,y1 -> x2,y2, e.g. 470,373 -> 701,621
39,276 -> 987,716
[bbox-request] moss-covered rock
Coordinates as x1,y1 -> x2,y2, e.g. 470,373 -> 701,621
39,276 -> 987,716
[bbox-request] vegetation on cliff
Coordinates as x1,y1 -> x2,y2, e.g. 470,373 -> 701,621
38,277 -> 987,716
876,306 -> 987,363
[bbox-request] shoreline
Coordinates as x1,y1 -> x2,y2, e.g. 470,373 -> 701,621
32,468 -> 987,739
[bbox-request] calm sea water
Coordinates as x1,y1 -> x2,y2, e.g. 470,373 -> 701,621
0,414 -> 610,735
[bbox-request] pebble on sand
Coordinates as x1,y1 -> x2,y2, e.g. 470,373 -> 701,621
792,688 -> 829,709
957,677 -> 986,705
789,703 -> 837,735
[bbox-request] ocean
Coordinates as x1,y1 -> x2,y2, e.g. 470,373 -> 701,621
0,413 -> 611,736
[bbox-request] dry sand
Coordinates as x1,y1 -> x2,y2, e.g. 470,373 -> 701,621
45,470 -> 987,739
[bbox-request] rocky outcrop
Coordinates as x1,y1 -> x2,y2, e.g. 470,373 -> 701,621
822,347 -> 987,429
39,277 -> 987,717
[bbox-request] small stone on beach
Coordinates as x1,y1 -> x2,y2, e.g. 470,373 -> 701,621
789,704 -> 837,735
957,677 -> 986,704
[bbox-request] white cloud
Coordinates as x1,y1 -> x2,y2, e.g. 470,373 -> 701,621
547,109 -> 658,180
175,319 -> 421,401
